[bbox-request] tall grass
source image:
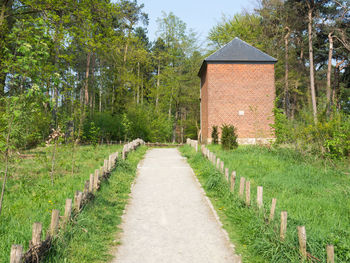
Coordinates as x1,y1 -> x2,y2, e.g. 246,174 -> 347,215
43,146 -> 147,262
0,144 -> 122,262
180,144 -> 350,262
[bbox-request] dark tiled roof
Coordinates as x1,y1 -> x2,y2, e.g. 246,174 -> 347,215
198,37 -> 277,76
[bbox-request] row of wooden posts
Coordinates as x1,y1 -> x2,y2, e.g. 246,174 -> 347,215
10,139 -> 145,263
187,139 -> 335,263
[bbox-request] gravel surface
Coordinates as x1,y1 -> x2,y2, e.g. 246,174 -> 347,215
112,148 -> 241,263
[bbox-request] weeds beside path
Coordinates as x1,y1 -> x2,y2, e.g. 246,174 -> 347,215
180,145 -> 350,262
43,146 -> 147,262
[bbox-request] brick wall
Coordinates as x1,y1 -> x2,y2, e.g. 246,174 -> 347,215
200,62 -> 275,143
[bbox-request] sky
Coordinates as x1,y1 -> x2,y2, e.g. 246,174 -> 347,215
138,0 -> 257,44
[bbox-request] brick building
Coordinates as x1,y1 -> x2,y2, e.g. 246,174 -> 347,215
198,37 -> 277,144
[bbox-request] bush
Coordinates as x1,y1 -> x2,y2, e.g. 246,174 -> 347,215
211,126 -> 219,144
272,106 -> 350,159
221,124 -> 238,150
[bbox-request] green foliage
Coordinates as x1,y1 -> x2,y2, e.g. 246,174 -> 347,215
0,88 -> 50,151
273,107 -> 350,159
211,126 -> 219,144
221,124 -> 238,150
208,13 -> 263,50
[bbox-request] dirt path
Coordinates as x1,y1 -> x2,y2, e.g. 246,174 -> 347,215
112,148 -> 240,263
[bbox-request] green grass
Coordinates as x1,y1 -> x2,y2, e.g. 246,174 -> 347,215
0,144 -> 123,262
180,145 -> 350,263
43,145 -> 147,262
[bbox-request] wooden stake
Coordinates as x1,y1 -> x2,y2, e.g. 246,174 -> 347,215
269,198 -> 277,222
108,155 -> 113,170
84,180 -> 89,198
257,186 -> 263,209
216,158 -> 220,169
297,226 -> 307,259
326,244 -> 334,263
94,169 -> 99,190
10,245 -> 23,263
50,209 -> 60,236
220,161 -> 224,173
230,171 -> 236,192
225,168 -> 229,181
74,191 -> 83,212
104,159 -> 108,173
64,199 -> 72,223
99,167 -> 104,178
280,211 -> 287,240
89,174 -> 94,193
31,222 -> 42,246
239,177 -> 245,197
245,181 -> 251,206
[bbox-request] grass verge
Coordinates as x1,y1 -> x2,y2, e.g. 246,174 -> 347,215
0,144 -> 122,262
180,144 -> 350,263
43,145 -> 147,262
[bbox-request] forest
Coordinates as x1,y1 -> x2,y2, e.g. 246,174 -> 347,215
0,0 -> 349,155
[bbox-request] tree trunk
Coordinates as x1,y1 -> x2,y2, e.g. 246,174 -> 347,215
141,74 -> 144,105
284,27 -> 290,118
172,109 -> 177,143
137,62 -> 140,104
84,52 -> 91,106
156,59 -> 160,108
326,32 -> 333,113
307,4 -> 317,122
90,53 -> 96,116
0,110 -> 14,217
99,85 -> 102,112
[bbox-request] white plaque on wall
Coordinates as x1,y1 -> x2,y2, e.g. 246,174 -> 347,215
238,110 -> 244,116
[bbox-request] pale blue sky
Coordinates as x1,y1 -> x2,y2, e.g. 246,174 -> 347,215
138,0 -> 257,44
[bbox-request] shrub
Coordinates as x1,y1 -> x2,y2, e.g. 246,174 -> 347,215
211,126 -> 219,144
221,124 -> 238,150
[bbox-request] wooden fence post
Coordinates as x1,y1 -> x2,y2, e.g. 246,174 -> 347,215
245,181 -> 251,206
10,245 -> 23,263
109,154 -> 113,170
64,199 -> 72,223
257,186 -> 263,209
297,226 -> 307,260
280,211 -> 287,241
269,198 -> 277,223
104,159 -> 108,174
239,177 -> 245,197
225,168 -> 229,181
220,161 -> 224,173
327,245 -> 334,263
89,174 -> 94,193
31,222 -> 42,246
94,169 -> 99,190
74,191 -> 83,212
50,209 -> 60,236
230,171 -> 236,192
216,158 -> 220,169
84,180 -> 89,198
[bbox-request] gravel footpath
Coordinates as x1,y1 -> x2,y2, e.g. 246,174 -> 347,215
112,148 -> 241,263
